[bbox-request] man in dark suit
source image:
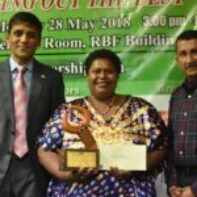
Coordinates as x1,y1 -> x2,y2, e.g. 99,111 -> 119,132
0,12 -> 65,196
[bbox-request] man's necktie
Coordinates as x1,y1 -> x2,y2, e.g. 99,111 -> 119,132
13,66 -> 28,157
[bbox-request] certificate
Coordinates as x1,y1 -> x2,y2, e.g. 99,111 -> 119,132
99,144 -> 147,170
62,149 -> 99,170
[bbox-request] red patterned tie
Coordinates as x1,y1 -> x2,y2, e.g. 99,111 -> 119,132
13,66 -> 28,157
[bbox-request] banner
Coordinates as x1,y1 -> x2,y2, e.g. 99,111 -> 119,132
1,2 -> 196,195
0,0 -> 196,113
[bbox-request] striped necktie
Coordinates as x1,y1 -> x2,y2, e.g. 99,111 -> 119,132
13,66 -> 28,157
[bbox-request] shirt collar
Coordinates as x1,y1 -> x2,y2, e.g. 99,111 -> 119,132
9,56 -> 33,72
182,79 -> 197,93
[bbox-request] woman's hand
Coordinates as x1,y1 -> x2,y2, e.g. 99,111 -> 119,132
110,167 -> 132,179
69,168 -> 99,182
38,147 -> 99,182
169,186 -> 182,197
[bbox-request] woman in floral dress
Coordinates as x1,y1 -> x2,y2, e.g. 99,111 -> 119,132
38,49 -> 168,197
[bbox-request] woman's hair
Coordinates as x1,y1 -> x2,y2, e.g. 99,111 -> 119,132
84,49 -> 122,75
8,12 -> 42,38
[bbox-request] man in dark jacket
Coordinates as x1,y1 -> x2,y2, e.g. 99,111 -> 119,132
0,12 -> 65,197
167,30 -> 197,197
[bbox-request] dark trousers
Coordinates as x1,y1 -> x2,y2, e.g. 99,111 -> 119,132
0,154 -> 42,197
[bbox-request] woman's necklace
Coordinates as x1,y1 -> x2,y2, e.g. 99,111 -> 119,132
89,95 -> 116,116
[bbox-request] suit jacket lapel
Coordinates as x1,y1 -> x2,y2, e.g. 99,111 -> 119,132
27,60 -> 44,122
0,60 -> 14,120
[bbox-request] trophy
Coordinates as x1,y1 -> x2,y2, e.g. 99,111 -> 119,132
60,105 -> 99,170
60,105 -> 147,171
